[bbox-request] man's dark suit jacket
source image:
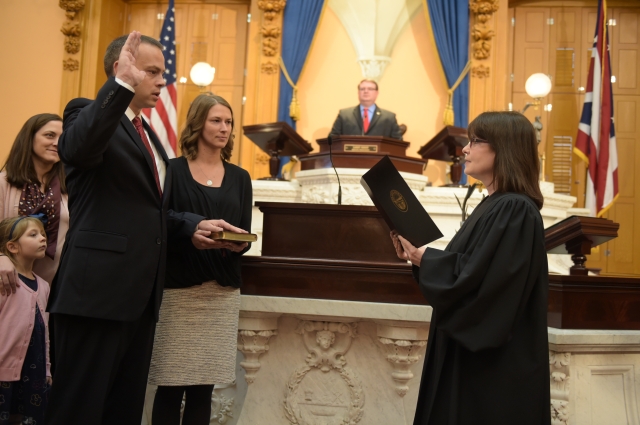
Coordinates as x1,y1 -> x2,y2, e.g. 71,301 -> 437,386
329,105 -> 403,140
49,78 -> 203,322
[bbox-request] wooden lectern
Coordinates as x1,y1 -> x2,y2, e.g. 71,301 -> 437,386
545,215 -> 619,275
297,135 -> 426,174
241,202 -> 426,305
544,215 -> 640,330
243,122 -> 313,180
418,126 -> 468,186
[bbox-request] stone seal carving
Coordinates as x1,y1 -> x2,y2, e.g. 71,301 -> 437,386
284,321 -> 364,425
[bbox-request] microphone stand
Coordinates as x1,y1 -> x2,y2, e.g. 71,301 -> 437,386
327,135 -> 342,205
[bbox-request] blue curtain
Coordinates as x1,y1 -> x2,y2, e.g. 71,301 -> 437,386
426,0 -> 469,128
277,0 -> 324,129
426,0 -> 470,183
276,0 -> 324,177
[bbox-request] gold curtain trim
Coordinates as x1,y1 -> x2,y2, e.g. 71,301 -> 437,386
443,60 -> 472,126
278,56 -> 300,121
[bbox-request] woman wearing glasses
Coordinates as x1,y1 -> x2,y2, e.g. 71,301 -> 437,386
391,111 -> 550,424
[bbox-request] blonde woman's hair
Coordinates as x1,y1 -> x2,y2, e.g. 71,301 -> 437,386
0,216 -> 46,263
180,94 -> 235,161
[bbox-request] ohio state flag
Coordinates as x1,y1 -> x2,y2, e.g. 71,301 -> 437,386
574,0 -> 618,217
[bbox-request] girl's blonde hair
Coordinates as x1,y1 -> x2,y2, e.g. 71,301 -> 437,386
0,216 -> 46,262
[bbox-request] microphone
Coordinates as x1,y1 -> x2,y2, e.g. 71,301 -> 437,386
327,135 -> 342,205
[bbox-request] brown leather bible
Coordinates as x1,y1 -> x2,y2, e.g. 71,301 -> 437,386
209,231 -> 258,243
361,156 -> 443,247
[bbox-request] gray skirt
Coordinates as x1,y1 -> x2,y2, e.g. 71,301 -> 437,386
148,281 -> 240,386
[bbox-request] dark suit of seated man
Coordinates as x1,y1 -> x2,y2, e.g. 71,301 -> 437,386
329,79 -> 403,140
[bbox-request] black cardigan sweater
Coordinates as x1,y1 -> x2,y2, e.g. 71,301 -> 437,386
165,156 -> 252,289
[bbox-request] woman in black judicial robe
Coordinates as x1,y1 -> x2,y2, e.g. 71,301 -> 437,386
148,94 -> 252,425
391,111 -> 551,425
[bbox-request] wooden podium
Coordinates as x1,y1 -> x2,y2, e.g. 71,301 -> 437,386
241,206 -> 640,329
545,215 -> 619,275
544,215 -> 640,330
243,122 -> 313,180
297,135 -> 426,174
418,126 -> 468,186
241,202 -> 426,305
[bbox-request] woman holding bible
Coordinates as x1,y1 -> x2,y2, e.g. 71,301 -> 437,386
391,111 -> 551,425
149,94 -> 252,425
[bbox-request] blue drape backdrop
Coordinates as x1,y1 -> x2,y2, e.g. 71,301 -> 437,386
426,0 -> 470,184
275,0 -> 324,177
426,0 -> 470,128
277,0 -> 325,129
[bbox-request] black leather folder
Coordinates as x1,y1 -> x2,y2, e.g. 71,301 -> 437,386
360,156 -> 443,247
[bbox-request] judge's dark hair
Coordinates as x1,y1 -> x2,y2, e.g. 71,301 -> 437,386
180,94 -> 235,162
104,34 -> 164,77
468,111 -> 544,209
2,113 -> 67,194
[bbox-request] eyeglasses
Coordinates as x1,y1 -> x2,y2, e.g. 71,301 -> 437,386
468,136 -> 489,148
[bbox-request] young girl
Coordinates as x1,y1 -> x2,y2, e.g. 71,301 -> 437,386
0,216 -> 51,425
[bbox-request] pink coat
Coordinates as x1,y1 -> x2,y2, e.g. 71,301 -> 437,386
0,273 -> 51,381
0,172 -> 69,283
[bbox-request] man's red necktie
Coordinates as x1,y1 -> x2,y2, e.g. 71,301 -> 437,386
363,108 -> 370,134
132,117 -> 162,195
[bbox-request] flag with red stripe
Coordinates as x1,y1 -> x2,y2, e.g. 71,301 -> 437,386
574,0 -> 618,217
143,0 -> 177,158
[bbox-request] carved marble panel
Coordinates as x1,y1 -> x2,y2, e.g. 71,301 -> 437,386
284,321 -> 363,425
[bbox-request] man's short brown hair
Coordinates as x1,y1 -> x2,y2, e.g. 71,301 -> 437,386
103,35 -> 163,77
357,79 -> 378,91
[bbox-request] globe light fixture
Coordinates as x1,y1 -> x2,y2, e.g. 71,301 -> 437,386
189,62 -> 215,91
525,73 -> 552,99
515,73 -> 553,182
522,73 -> 552,113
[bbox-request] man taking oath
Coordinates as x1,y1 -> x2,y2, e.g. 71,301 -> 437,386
45,31 -> 245,425
329,79 -> 403,140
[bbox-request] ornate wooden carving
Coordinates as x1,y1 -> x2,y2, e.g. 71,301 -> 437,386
59,0 -> 85,71
261,61 -> 279,74
469,0 -> 499,77
258,0 -> 286,70
62,58 -> 79,71
471,64 -> 490,78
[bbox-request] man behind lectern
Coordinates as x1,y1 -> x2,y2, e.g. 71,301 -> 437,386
329,79 -> 403,140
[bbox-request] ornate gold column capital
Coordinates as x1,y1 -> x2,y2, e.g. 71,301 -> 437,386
469,0 -> 499,76
257,0 -> 286,73
59,0 -> 85,71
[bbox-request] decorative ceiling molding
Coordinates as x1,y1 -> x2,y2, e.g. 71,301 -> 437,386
328,0 -> 422,81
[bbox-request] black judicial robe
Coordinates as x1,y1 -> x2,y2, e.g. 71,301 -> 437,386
412,193 -> 551,425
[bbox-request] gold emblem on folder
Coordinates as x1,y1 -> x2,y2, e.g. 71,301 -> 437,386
390,190 -> 408,212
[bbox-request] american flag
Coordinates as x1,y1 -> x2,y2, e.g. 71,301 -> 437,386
142,0 -> 177,157
574,0 -> 618,217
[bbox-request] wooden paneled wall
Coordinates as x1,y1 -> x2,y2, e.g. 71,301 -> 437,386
509,1 -> 640,275
58,0 -> 279,176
